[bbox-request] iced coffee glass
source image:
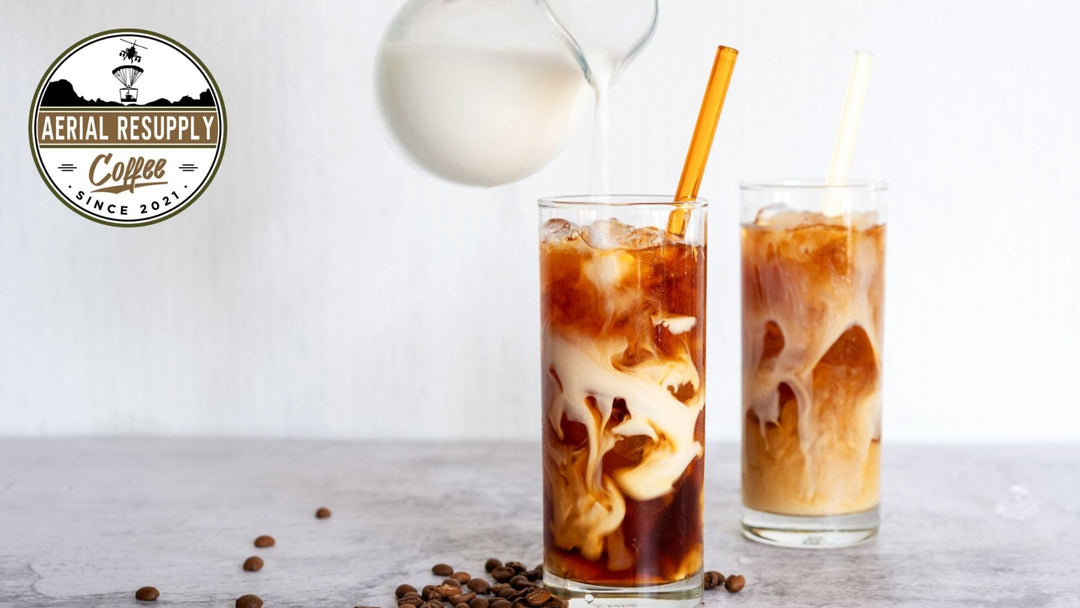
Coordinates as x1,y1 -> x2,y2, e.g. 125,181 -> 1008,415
539,196 -> 706,607
740,181 -> 886,548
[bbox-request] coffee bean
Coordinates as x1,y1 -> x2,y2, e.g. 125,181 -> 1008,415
253,535 -> 275,548
236,594 -> 263,608
490,583 -> 512,595
524,589 -> 551,607
504,561 -> 526,574
455,604 -> 469,608
443,579 -> 462,589
543,598 -> 567,608
436,584 -> 461,599
403,592 -> 423,600
449,592 -> 477,605
433,563 -> 455,576
465,578 -> 490,594
490,600 -> 512,608
724,574 -> 745,593
509,575 -> 533,590
469,597 -> 490,608
491,567 -> 515,583
485,558 -> 503,573
398,585 -> 419,598
400,597 -> 424,607
450,571 -> 472,583
422,585 -> 440,601
523,568 -> 541,582
703,571 -> 723,590
242,556 -> 264,572
497,588 -> 517,599
316,506 -> 332,519
135,586 -> 159,601
426,601 -> 444,608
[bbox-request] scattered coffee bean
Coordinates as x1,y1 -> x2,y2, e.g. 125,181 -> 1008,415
437,584 -> 462,599
316,506 -> 332,519
135,586 -> 159,601
490,583 -> 512,595
509,575 -> 533,590
450,571 -> 472,583
523,568 -> 541,582
469,597 -> 490,608
504,561 -> 526,574
403,592 -> 423,600
397,585 -> 419,598
703,571 -> 723,590
485,558 -> 503,573
236,594 -> 263,608
400,596 -> 424,607
490,600 -> 512,608
243,556 -> 264,572
253,535 -> 275,548
497,588 -> 517,599
724,574 -> 745,593
466,578 -> 490,594
442,578 -> 463,589
455,603 -> 469,608
433,563 -> 455,576
426,600 -> 445,608
449,592 -> 477,605
524,589 -> 551,607
491,567 -> 515,583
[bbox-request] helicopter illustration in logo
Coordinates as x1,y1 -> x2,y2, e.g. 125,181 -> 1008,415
119,38 -> 145,63
114,38 -> 147,102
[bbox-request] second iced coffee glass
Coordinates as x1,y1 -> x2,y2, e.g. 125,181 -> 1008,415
539,195 -> 706,607
740,180 -> 886,548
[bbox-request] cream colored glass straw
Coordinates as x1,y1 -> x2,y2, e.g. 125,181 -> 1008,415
823,51 -> 874,215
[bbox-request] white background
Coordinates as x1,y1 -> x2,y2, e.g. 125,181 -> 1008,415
1,1 -> 1077,442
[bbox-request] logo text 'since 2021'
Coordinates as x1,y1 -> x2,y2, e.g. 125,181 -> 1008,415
30,29 -> 226,226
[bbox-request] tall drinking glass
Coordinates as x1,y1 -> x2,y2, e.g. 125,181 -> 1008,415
538,195 -> 706,607
739,180 -> 886,548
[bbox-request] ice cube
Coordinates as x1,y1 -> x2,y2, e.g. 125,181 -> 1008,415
581,219 -> 633,250
542,218 -> 577,241
994,484 -> 1040,521
620,225 -> 667,250
753,203 -> 792,226
583,250 -> 634,289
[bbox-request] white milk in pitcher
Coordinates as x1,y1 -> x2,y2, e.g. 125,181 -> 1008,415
376,43 -> 589,187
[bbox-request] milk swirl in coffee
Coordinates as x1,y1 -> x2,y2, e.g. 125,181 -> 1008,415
540,216 -> 705,585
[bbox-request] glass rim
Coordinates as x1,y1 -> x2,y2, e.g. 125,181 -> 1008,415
538,194 -> 708,208
740,179 -> 887,192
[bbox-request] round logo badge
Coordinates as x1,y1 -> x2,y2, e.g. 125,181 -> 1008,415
29,29 -> 226,226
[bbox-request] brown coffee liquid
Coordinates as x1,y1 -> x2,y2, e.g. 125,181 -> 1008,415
540,219 -> 705,585
741,211 -> 884,516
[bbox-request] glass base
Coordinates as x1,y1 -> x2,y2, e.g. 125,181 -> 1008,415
543,569 -> 703,608
741,506 -> 879,549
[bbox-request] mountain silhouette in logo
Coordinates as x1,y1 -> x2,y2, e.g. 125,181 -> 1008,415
40,79 -> 216,108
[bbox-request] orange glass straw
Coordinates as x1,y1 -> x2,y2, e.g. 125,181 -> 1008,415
668,45 -> 738,235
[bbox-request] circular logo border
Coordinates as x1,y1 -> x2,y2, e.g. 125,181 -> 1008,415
29,28 -> 228,227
